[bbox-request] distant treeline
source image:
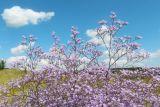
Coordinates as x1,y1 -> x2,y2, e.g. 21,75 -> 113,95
111,67 -> 143,72
0,60 -> 5,70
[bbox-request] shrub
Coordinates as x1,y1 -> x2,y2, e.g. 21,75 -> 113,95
0,60 -> 5,70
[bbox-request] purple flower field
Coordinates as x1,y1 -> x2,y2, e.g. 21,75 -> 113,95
0,67 -> 160,106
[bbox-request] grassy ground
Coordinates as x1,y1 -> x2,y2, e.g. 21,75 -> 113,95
0,69 -> 25,85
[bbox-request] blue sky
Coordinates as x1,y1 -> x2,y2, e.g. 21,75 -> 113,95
0,0 -> 160,66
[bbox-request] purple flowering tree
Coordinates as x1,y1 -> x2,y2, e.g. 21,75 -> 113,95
95,12 -> 149,70
44,26 -> 102,73
20,35 -> 44,71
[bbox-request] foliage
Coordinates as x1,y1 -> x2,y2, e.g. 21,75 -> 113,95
0,60 -> 5,70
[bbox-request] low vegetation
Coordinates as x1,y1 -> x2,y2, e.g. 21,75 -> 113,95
0,69 -> 25,85
0,60 -> 5,70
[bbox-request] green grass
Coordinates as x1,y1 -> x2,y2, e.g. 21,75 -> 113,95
0,69 -> 25,85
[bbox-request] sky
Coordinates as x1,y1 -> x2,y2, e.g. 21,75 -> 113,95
0,0 -> 160,66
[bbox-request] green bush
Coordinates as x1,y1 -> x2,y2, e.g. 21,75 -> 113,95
0,60 -> 6,70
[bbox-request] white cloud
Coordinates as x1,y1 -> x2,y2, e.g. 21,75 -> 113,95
103,58 -> 144,68
1,6 -> 54,27
89,35 -> 110,46
6,56 -> 49,70
104,58 -> 126,66
6,56 -> 26,63
11,45 -> 27,55
142,50 -> 160,67
86,29 -> 97,37
86,29 -> 110,46
80,57 -> 90,63
150,50 -> 160,58
6,56 -> 27,68
89,38 -> 102,45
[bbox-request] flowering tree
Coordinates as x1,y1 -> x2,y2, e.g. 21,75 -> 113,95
44,26 -> 102,73
10,12 -> 149,73
95,12 -> 149,70
64,26 -> 102,72
20,35 -> 44,71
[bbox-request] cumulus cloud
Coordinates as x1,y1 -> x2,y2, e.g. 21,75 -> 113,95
86,29 -> 110,46
6,56 -> 49,69
1,6 -> 54,27
142,50 -> 160,67
104,58 -> 127,67
80,57 -> 90,63
103,58 -> 144,68
6,56 -> 27,68
6,56 -> 26,63
11,45 -> 27,55
86,29 -> 97,37
150,50 -> 160,58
